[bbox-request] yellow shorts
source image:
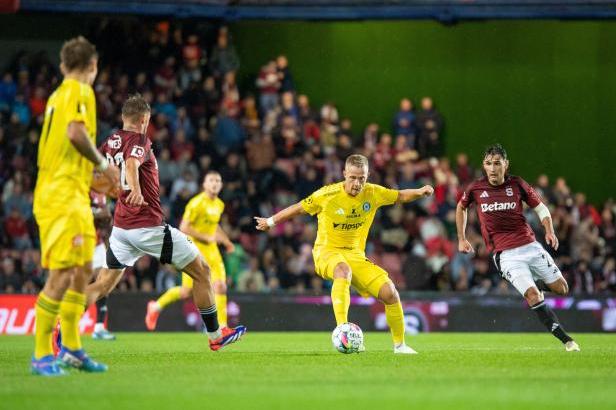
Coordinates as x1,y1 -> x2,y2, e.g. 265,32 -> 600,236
313,247 -> 392,298
181,242 -> 226,288
36,206 -> 96,270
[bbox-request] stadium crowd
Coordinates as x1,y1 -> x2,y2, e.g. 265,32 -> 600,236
0,21 -> 614,296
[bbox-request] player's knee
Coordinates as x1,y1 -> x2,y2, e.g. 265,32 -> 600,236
552,278 -> 569,295
524,286 -> 544,306
333,263 -> 352,281
192,258 -> 212,284
213,280 -> 227,294
378,282 -> 400,305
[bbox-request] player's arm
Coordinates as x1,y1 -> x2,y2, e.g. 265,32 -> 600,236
68,121 -> 119,184
254,202 -> 306,232
216,225 -> 235,253
178,219 -> 215,244
456,202 -> 475,254
396,185 -> 434,203
533,202 -> 559,250
124,157 -> 148,207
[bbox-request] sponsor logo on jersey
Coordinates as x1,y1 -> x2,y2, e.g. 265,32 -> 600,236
333,222 -> 364,230
303,197 -> 313,205
480,202 -> 517,212
506,187 -> 514,196
72,234 -> 84,247
107,134 -> 122,149
130,146 -> 145,158
480,191 -> 489,198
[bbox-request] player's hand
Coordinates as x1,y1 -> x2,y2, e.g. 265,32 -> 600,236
545,232 -> 559,251
254,216 -> 271,232
200,234 -> 216,244
458,238 -> 475,254
420,185 -> 435,197
102,163 -> 120,188
126,190 -> 148,207
225,242 -> 235,253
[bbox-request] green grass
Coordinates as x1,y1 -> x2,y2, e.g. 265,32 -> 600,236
1,333 -> 615,410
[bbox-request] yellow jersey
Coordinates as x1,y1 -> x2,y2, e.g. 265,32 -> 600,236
301,182 -> 399,251
182,192 -> 225,243
33,78 -> 97,214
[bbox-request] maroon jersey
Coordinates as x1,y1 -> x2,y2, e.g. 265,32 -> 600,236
459,175 -> 542,253
100,130 -> 164,229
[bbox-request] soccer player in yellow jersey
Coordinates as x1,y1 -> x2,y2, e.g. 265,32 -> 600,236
145,171 -> 235,330
255,154 -> 434,354
31,37 -> 119,376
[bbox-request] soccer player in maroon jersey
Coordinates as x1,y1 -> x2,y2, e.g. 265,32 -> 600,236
87,94 -> 246,351
456,144 -> 580,351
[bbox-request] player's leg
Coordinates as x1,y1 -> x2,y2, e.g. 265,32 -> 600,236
314,248 -> 352,325
146,273 -> 193,331
526,243 -> 578,350
32,266 -> 72,376
182,255 -> 246,350
376,281 -> 416,354
208,251 -> 228,328
331,262 -> 352,326
163,225 -> 246,350
85,267 -> 125,306
502,251 -> 577,351
90,243 -> 116,340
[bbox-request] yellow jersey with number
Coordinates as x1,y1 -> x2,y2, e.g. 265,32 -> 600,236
301,182 -> 399,252
34,78 -> 97,214
182,192 -> 225,243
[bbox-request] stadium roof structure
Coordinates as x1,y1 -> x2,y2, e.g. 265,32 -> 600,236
19,0 -> 616,22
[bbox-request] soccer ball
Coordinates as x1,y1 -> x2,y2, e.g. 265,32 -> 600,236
331,322 -> 364,354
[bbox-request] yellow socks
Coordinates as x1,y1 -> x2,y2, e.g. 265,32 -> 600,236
385,302 -> 405,346
215,293 -> 227,327
59,289 -> 86,351
157,286 -> 182,310
34,292 -> 61,359
331,278 -> 351,325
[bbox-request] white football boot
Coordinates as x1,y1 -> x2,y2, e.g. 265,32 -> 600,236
565,341 -> 580,352
394,344 -> 418,354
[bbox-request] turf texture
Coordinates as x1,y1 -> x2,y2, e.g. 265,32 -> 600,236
1,332 -> 615,410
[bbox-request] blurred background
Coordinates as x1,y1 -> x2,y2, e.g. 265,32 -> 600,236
0,0 -> 614,333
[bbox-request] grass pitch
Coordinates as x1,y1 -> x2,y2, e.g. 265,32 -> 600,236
1,332 -> 615,410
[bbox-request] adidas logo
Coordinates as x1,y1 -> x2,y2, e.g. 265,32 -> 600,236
551,323 -> 559,332
335,208 -> 345,215
480,191 -> 489,198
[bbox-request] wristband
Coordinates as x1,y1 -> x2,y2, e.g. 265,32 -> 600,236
96,156 -> 109,171
266,217 -> 276,228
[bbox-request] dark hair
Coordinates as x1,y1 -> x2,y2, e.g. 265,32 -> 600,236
483,143 -> 508,161
205,170 -> 221,178
122,93 -> 151,121
60,36 -> 97,72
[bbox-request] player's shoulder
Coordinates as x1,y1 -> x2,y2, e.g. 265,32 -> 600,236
506,175 -> 528,186
215,197 -> 225,209
187,192 -> 206,207
314,182 -> 343,198
468,176 -> 489,190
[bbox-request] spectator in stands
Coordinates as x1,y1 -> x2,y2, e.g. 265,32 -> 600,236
237,257 -> 266,292
276,54 -> 295,93
0,72 -> 17,112
256,60 -> 280,115
392,98 -> 416,143
416,97 -> 444,158
209,27 -> 240,78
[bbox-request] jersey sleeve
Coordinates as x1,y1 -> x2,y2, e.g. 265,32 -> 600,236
517,177 -> 542,208
64,83 -> 89,124
301,187 -> 326,216
373,184 -> 399,207
459,182 -> 475,208
122,135 -> 150,165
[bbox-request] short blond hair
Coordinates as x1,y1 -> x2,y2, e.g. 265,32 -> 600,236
345,154 -> 369,169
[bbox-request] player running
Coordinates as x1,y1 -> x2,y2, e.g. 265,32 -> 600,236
255,154 -> 433,354
31,36 -> 120,376
90,190 -> 116,340
456,144 -> 580,351
145,171 -> 235,331
95,93 -> 246,351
